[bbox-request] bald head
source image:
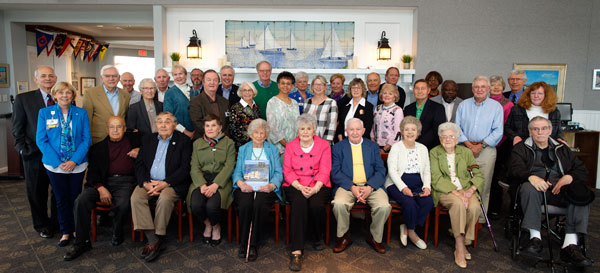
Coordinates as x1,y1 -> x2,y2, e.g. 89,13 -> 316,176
34,65 -> 57,92
367,72 -> 381,93
107,116 -> 126,142
121,72 -> 135,93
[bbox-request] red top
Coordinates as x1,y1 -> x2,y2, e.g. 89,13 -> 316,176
282,136 -> 332,188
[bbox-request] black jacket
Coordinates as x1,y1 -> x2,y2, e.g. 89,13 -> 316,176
134,131 -> 192,199
86,132 -> 141,188
126,99 -> 163,135
12,89 -> 47,160
403,99 -> 446,150
505,105 -> 563,143
335,99 -> 374,141
217,84 -> 241,107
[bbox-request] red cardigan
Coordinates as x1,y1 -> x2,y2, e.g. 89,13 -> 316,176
282,136 -> 332,188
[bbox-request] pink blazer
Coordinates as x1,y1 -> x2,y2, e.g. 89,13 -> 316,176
283,136 -> 332,188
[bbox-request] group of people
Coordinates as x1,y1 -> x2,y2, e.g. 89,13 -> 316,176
11,61 -> 593,271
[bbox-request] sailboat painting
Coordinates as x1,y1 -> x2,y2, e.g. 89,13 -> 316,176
225,20 -> 354,69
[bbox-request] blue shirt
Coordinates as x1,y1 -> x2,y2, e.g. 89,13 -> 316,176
191,87 -> 202,98
455,97 -> 504,146
257,80 -> 271,88
103,85 -> 120,115
221,85 -> 232,100
150,134 -> 172,181
366,90 -> 379,112
289,90 -> 313,114
508,88 -> 524,103
39,89 -> 52,107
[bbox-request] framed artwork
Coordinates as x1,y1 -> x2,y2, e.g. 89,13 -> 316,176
593,69 -> 600,90
80,77 -> 96,96
513,63 -> 567,102
71,81 -> 79,93
0,63 -> 8,88
16,81 -> 28,94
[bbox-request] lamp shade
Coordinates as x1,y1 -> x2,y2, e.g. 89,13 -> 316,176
187,30 -> 202,59
377,31 -> 391,60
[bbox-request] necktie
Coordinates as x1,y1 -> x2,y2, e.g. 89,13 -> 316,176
46,94 -> 55,106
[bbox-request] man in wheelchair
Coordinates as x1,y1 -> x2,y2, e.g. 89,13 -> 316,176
509,116 -> 594,267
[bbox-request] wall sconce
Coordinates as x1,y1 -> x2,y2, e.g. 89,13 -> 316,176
187,30 -> 202,59
377,31 -> 391,61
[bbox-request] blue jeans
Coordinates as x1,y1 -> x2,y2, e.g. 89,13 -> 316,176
387,173 -> 433,230
46,170 -> 84,235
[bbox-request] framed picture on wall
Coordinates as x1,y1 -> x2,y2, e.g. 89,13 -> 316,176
0,63 -> 8,88
513,63 -> 567,102
80,77 -> 96,96
16,81 -> 28,94
593,69 -> 600,90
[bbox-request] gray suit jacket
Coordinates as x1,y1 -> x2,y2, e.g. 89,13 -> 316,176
430,95 -> 463,123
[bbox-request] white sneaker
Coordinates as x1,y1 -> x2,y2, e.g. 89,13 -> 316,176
399,224 -> 407,247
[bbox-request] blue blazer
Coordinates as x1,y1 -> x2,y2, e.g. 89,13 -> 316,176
163,85 -> 194,132
331,138 -> 386,194
232,141 -> 283,200
36,105 -> 91,169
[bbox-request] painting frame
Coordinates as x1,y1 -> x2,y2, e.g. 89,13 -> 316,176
0,63 -> 8,88
80,77 -> 96,96
16,81 -> 28,94
593,69 -> 600,90
513,63 -> 567,102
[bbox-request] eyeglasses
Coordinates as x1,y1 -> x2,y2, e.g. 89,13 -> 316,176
440,135 -> 458,139
103,74 -> 119,78
141,87 -> 155,90
530,126 -> 550,132
240,88 -> 254,92
109,125 -> 124,129
508,78 -> 522,82
313,83 -> 325,87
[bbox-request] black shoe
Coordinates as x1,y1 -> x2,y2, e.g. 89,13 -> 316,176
238,245 -> 247,258
144,238 -> 164,262
39,227 -> 54,239
140,245 -> 150,259
488,211 -> 500,221
63,241 -> 92,261
561,245 -> 593,267
248,246 -> 258,261
312,240 -> 325,251
210,238 -> 222,247
111,235 -> 123,246
201,235 -> 210,244
525,238 -> 543,254
58,236 -> 71,247
289,253 -> 303,271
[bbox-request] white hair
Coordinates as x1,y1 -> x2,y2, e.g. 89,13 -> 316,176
100,65 -> 119,76
510,69 -> 527,81
345,118 -> 364,129
220,65 -> 235,75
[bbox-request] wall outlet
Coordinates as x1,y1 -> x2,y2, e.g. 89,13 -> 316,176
2,95 -> 7,102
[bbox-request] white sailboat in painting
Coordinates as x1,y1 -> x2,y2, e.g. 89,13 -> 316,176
240,36 -> 250,49
287,29 -> 297,51
320,25 -> 346,60
249,31 -> 256,48
256,25 -> 283,53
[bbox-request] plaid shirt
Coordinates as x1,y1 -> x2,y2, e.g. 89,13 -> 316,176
304,97 -> 338,142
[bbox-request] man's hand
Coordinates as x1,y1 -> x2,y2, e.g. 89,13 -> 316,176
528,175 -> 552,192
552,175 -> 573,195
127,148 -> 140,159
351,185 -> 365,203
401,186 -> 413,197
183,129 -> 194,139
147,180 -> 168,196
236,180 -> 253,193
143,181 -> 156,192
359,185 -> 373,201
97,186 -> 112,205
513,136 -> 523,146
59,160 -> 77,172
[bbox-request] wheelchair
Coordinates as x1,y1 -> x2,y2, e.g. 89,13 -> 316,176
506,183 -> 592,272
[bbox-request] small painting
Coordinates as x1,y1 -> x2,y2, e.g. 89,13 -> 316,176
514,63 -> 567,102
80,77 -> 96,96
0,63 -> 8,88
593,69 -> 600,90
16,81 -> 28,94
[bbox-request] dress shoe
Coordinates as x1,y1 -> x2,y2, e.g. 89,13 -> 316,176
39,227 -> 54,239
488,211 -> 500,221
210,238 -> 222,247
312,240 -> 325,251
560,244 -> 593,267
140,245 -> 151,259
247,246 -> 258,261
399,224 -> 408,247
144,239 -> 164,262
524,238 -> 543,255
454,250 -> 467,268
288,253 -> 303,271
465,251 -> 471,260
332,236 -> 352,253
366,235 -> 386,254
411,238 -> 427,250
63,241 -> 92,261
201,235 -> 211,244
58,236 -> 71,247
238,245 -> 247,258
111,235 -> 123,246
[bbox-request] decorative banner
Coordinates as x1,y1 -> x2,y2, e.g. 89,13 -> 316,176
97,44 -> 109,61
55,35 -> 72,57
88,43 -> 100,62
72,39 -> 83,58
36,30 -> 54,56
83,41 -> 94,61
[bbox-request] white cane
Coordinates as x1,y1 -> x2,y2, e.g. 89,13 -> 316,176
245,191 -> 257,263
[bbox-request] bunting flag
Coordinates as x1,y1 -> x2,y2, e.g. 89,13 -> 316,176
95,44 -> 109,61
35,30 -> 54,56
72,39 -> 83,58
88,43 -> 100,62
56,35 -> 72,58
83,41 -> 94,61
52,34 -> 66,57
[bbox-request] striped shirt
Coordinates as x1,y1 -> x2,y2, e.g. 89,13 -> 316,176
303,97 -> 338,142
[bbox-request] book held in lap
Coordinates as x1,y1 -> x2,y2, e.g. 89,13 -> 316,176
244,160 -> 270,191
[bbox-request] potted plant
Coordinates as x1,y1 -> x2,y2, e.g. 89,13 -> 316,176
401,55 -> 413,69
170,52 -> 181,65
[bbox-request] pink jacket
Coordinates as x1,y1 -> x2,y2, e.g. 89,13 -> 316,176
283,136 -> 332,188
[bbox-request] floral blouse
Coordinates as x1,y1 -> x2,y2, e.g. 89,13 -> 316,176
371,104 -> 404,147
267,97 -> 299,154
228,100 -> 260,149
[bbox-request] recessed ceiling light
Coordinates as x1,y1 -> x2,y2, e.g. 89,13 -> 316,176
96,25 -> 104,28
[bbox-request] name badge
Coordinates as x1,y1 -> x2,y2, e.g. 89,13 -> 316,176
46,119 -> 59,129
225,111 -> 230,117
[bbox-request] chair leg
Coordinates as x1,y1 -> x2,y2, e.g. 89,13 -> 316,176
386,212 -> 392,244
188,212 -> 194,242
434,207 -> 440,247
227,206 -> 232,243
325,204 -> 331,245
91,208 -> 97,242
274,203 -> 280,244
285,204 -> 290,245
177,202 -> 182,242
424,212 -> 430,242
473,222 -> 480,248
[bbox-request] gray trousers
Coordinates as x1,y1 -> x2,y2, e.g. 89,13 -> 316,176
520,182 -> 589,234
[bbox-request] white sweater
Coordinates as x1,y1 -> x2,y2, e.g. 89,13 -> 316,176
384,141 -> 431,190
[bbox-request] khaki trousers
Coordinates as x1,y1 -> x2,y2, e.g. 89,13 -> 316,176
474,146 -> 496,222
332,187 -> 391,243
439,192 -> 481,241
130,186 -> 179,235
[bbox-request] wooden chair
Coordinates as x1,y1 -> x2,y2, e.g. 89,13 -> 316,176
137,200 -> 184,242
433,205 -> 481,247
285,203 -> 331,245
385,200 -> 431,244
234,202 -> 281,244
90,201 -> 135,242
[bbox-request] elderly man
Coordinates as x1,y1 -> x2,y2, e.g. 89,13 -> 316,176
455,76 -> 503,222
131,111 -> 192,262
64,116 -> 140,261
163,64 -> 195,139
154,69 -> 171,102
331,118 -> 391,254
253,60 -> 279,119
190,69 -> 229,138
121,72 -> 141,105
288,71 -> 313,114
217,65 -> 241,106
503,69 -> 527,103
12,65 -> 59,238
510,116 -> 593,267
190,68 -> 203,97
379,67 -> 407,107
430,80 -> 463,122
83,65 -> 130,144
365,72 -> 381,110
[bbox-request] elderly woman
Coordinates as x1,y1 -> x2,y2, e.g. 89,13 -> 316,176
430,122 -> 484,268
283,114 -> 332,271
36,82 -> 91,246
425,71 -> 444,98
385,116 -> 433,249
404,79 -> 446,150
328,73 -> 346,102
228,81 -> 261,149
267,71 -> 300,154
127,78 -> 163,135
304,75 -> 338,143
232,119 -> 283,261
371,83 -> 404,152
187,114 -> 235,246
335,78 -> 373,142
505,81 -> 565,145
289,71 -> 313,114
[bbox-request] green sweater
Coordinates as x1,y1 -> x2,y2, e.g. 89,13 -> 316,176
429,145 -> 485,206
253,80 -> 279,119
186,136 -> 236,210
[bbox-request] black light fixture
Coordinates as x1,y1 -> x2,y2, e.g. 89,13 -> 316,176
377,31 -> 391,61
187,29 -> 202,59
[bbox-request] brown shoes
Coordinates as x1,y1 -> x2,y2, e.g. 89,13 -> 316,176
332,236 -> 353,253
366,235 -> 386,254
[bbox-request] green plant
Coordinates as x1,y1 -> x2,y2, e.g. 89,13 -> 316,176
401,54 -> 413,64
170,52 -> 181,62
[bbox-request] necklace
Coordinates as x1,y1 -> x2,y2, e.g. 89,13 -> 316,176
252,147 -> 264,160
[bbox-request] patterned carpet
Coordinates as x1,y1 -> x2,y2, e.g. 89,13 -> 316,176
0,179 -> 598,273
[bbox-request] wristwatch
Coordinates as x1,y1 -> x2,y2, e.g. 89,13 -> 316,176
481,142 -> 488,149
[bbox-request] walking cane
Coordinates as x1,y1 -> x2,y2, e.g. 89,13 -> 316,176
542,166 -> 556,271
245,191 -> 257,263
467,164 -> 498,252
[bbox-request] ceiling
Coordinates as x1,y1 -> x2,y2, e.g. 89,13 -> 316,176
48,23 -> 154,49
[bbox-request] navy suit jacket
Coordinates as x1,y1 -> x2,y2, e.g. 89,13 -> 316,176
217,84 -> 241,106
331,138 -> 386,195
404,99 -> 446,150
